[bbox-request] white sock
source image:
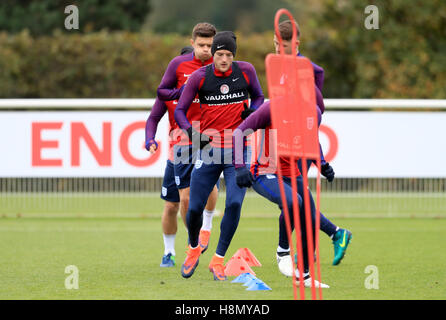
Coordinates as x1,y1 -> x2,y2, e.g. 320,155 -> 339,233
201,209 -> 215,231
163,234 -> 176,256
277,246 -> 290,253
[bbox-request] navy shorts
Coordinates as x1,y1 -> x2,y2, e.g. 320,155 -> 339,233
160,160 -> 180,203
173,144 -> 197,189
173,144 -> 221,190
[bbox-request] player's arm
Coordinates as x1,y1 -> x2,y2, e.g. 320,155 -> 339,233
313,104 -> 335,181
238,62 -> 265,119
319,143 -> 334,182
312,62 -> 325,92
315,86 -> 325,114
233,101 -> 271,187
173,69 -> 203,130
174,68 -> 212,148
233,101 -> 271,168
243,62 -> 265,108
156,58 -> 184,101
145,98 -> 167,153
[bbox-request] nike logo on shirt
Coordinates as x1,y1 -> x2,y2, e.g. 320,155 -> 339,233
232,78 -> 239,82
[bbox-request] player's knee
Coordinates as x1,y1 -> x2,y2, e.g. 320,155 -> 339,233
279,199 -> 295,214
180,194 -> 190,207
180,196 -> 190,205
225,200 -> 242,215
188,198 -> 205,216
165,201 -> 179,215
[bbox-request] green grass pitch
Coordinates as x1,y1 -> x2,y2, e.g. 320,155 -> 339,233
0,193 -> 445,300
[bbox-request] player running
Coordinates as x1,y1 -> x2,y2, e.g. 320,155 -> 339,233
156,23 -> 220,259
174,31 -> 264,280
146,45 -> 217,268
233,99 -> 329,288
272,20 -> 352,273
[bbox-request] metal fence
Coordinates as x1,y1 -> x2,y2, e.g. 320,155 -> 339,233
1,177 -> 445,217
1,99 -> 445,217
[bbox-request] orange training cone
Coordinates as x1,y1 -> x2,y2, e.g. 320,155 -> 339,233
232,248 -> 262,267
225,256 -> 256,277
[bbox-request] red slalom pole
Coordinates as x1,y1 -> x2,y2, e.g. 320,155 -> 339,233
267,7 -> 324,300
315,157 -> 323,299
288,156 -> 307,299
274,9 -> 298,56
301,157 -> 317,299
276,159 -> 305,300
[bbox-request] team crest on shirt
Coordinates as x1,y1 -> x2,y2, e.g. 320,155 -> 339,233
220,84 -> 230,94
195,159 -> 203,169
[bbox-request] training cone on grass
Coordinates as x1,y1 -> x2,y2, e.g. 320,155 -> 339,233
243,276 -> 260,287
232,248 -> 262,267
231,273 -> 256,284
225,256 -> 256,277
246,280 -> 272,291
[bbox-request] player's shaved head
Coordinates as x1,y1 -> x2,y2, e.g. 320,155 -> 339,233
278,20 -> 300,41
